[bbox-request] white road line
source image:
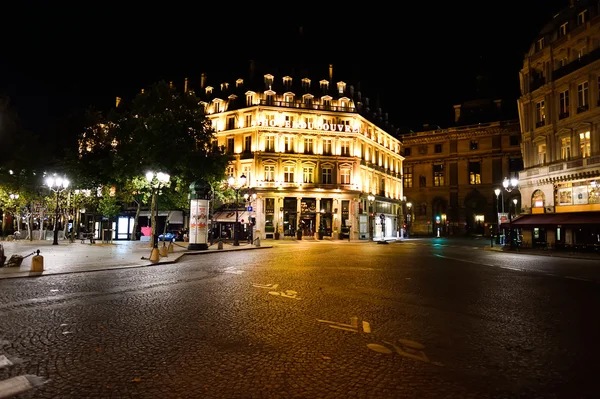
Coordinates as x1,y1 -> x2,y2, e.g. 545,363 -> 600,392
565,276 -> 592,282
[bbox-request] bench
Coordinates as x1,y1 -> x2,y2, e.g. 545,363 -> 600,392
80,232 -> 95,244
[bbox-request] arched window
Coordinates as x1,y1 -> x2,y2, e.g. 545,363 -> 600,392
532,189 -> 545,208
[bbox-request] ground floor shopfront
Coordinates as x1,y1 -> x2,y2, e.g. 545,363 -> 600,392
500,211 -> 600,251
211,190 -> 403,242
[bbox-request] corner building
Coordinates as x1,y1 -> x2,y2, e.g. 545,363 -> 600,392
517,0 -> 600,249
198,65 -> 404,240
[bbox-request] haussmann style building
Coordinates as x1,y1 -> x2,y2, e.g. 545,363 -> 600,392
196,63 -> 405,241
515,0 -> 600,250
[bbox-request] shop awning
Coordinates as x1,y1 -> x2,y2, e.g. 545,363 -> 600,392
501,212 -> 600,228
211,211 -> 250,223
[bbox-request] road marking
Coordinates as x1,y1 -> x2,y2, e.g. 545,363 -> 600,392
362,321 -> 371,333
434,254 -> 496,267
252,283 -> 279,289
223,267 -> 244,274
317,316 -> 369,333
268,290 -> 302,300
566,276 -> 592,282
366,344 -> 392,354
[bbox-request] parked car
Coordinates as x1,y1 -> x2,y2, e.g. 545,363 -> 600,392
158,231 -> 183,242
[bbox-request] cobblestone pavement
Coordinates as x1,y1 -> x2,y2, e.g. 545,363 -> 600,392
0,240 -> 599,398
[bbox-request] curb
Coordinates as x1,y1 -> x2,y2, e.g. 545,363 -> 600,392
483,246 -> 600,261
0,245 -> 273,280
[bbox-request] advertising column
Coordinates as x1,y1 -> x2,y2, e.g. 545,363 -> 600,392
188,180 -> 211,250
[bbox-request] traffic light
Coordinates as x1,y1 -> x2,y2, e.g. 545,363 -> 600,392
435,215 -> 441,224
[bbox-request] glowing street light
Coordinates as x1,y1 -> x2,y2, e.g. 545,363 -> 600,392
45,174 -> 70,245
228,174 -> 247,246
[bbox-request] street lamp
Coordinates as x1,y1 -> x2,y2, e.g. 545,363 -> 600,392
228,173 -> 247,246
367,194 -> 375,241
8,193 -> 20,235
244,191 -> 257,244
502,177 -> 519,249
45,175 -> 69,245
406,202 -> 412,238
145,171 -> 170,259
494,188 -> 504,244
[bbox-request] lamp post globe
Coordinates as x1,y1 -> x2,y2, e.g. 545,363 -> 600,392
45,175 -> 69,245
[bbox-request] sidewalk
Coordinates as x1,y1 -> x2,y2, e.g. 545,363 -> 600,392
484,244 -> 600,260
0,239 -> 270,280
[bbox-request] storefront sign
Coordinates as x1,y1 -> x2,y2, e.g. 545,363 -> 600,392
254,119 -> 361,133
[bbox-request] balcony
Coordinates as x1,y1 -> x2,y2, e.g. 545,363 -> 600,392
530,76 -> 546,92
553,47 -> 600,81
559,112 -> 570,120
577,104 -> 589,114
535,120 -> 546,128
258,100 -> 355,113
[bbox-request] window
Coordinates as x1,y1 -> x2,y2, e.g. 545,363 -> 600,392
322,167 -> 332,184
246,94 -> 254,106
284,94 -> 293,103
283,165 -> 294,183
340,169 -> 350,184
264,165 -> 275,182
245,114 -> 252,127
227,138 -> 234,154
283,76 -> 292,88
285,115 -> 294,126
304,96 -> 313,107
303,167 -> 314,183
419,175 -> 426,188
304,138 -> 314,154
536,100 -> 545,126
559,22 -> 568,37
598,76 -> 600,104
433,164 -> 444,187
403,166 -> 413,188
323,139 -> 332,155
302,78 -> 311,90
578,47 -> 587,60
284,136 -> 294,153
214,101 -> 220,113
404,147 -> 411,156
510,135 -> 519,146
561,137 -> 571,160
340,141 -> 350,156
538,144 -> 547,164
578,81 -> 588,111
227,116 -> 235,130
323,98 -> 331,108
559,90 -> 569,118
266,93 -> 274,105
577,10 -> 587,25
558,57 -> 568,68
536,38 -> 544,52
580,131 -> 591,158
468,162 -> 481,185
470,140 -> 478,150
265,136 -> 275,152
244,136 -> 251,153
434,144 -> 442,153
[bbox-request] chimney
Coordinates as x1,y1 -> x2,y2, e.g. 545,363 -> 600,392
365,97 -> 369,106
249,60 -> 255,79
329,64 -> 333,82
349,85 -> 354,96
184,77 -> 189,93
200,73 -> 207,89
115,97 -> 121,107
453,104 -> 462,123
357,91 -> 362,100
385,112 -> 388,121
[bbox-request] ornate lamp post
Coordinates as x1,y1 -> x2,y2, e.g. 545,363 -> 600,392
406,202 -> 412,238
228,173 -> 247,246
368,194 -> 375,241
145,171 -> 170,260
45,175 -> 69,245
503,177 -> 519,249
8,193 -> 19,234
244,191 -> 257,244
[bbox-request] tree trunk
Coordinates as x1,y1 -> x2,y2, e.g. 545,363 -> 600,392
131,201 -> 141,241
150,193 -> 156,247
27,214 -> 32,241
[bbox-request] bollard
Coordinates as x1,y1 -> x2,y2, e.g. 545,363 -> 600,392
255,237 -> 261,247
217,240 -> 223,250
30,250 -> 43,272
159,242 -> 168,257
149,247 -> 160,263
167,242 -> 174,253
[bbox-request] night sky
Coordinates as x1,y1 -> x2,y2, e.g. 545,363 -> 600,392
1,0 -> 568,142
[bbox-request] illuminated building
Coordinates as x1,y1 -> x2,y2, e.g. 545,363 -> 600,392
402,100 -> 522,236
516,0 -> 600,249
197,63 -> 404,240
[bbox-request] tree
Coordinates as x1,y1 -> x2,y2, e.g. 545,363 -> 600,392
75,81 -> 231,243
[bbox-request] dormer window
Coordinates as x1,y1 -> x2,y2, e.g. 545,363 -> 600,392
302,78 -> 311,91
339,97 -> 350,110
577,10 -> 587,25
303,94 -> 314,107
322,95 -> 332,109
337,81 -> 346,94
536,38 -> 544,52
559,22 -> 568,37
213,99 -> 222,113
236,78 -> 244,88
284,92 -> 294,104
245,91 -> 255,107
221,82 -> 229,91
265,89 -> 276,105
264,74 -> 274,88
283,76 -> 292,88
206,86 -> 214,94
320,80 -> 329,91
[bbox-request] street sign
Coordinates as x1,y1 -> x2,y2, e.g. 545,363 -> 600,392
247,206 -> 253,212
380,213 -> 385,220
